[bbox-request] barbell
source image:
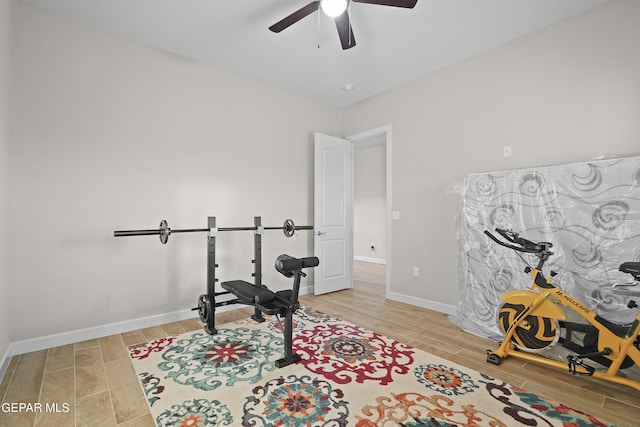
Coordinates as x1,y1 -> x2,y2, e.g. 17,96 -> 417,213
114,218 -> 313,244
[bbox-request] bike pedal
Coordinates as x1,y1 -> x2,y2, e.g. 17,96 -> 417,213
567,354 -> 596,376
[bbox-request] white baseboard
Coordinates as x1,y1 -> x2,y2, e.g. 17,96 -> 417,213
1,285 -> 314,369
0,307 -> 212,382
387,291 -> 457,315
8,307 -> 208,357
299,285 -> 312,296
1,285 -> 455,379
354,256 -> 387,265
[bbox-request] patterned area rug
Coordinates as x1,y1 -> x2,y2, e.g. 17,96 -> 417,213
129,307 -> 616,426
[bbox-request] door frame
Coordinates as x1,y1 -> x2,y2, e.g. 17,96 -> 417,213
347,125 -> 392,297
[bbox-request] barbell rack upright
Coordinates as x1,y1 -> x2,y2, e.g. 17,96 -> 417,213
205,216 -> 219,334
252,216 -> 265,324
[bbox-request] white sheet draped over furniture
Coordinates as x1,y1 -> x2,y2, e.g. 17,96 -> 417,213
454,156 -> 640,340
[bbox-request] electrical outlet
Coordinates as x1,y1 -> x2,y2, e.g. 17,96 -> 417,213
503,145 -> 512,158
413,267 -> 419,277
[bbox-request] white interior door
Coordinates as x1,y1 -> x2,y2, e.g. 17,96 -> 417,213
314,132 -> 353,295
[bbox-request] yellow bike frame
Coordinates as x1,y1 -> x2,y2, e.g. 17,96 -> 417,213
488,268 -> 640,391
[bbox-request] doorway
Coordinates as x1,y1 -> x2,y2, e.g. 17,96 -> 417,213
348,125 -> 391,298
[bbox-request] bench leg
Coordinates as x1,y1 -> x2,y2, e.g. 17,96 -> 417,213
251,305 -> 265,323
275,309 -> 301,368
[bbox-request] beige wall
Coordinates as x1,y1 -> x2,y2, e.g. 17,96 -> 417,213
344,0 -> 640,307
9,1 -> 342,341
0,0 -> 11,364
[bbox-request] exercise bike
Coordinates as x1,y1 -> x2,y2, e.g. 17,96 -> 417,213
484,228 -> 640,392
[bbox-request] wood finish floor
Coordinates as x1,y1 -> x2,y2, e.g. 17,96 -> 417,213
1,261 -> 639,426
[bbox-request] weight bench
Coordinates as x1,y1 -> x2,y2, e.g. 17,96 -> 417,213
221,254 -> 319,368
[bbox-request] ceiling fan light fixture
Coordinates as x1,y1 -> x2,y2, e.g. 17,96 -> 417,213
320,0 -> 348,18
270,0 -> 416,49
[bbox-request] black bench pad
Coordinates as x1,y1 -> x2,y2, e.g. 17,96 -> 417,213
221,280 -> 276,304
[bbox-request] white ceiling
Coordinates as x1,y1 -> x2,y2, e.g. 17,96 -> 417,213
21,0 -> 608,107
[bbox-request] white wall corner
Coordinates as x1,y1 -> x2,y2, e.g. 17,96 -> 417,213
0,346 -> 11,383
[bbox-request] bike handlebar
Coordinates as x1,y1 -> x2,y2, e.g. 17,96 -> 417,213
484,228 -> 553,255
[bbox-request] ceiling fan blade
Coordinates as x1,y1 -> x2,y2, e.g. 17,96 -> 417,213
269,1 -> 320,33
352,0 -> 417,8
335,10 -> 356,50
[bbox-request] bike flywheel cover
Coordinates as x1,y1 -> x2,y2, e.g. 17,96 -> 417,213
498,302 -> 560,352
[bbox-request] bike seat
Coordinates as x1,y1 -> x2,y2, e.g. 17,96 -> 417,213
619,262 -> 640,280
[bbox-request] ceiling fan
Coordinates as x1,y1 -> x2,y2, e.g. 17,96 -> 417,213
269,0 -> 418,50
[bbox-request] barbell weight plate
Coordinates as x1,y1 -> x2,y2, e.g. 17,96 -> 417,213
159,220 -> 170,244
283,219 -> 295,237
197,294 -> 212,323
